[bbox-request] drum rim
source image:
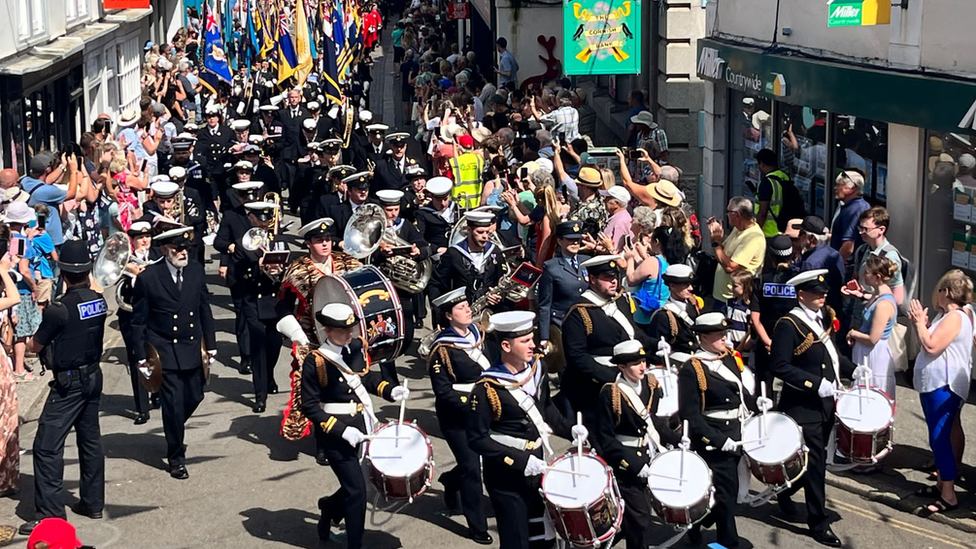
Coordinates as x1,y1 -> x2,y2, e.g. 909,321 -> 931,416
364,265 -> 406,361
366,421 -> 433,474
835,387 -> 895,432
647,449 -> 712,505
320,266 -> 406,362
742,411 -> 803,464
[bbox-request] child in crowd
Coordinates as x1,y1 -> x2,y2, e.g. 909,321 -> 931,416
726,268 -> 754,358
27,204 -> 57,311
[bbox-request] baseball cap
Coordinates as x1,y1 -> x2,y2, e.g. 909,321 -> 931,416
799,215 -> 828,236
960,153 -> 976,170
784,218 -> 804,238
28,517 -> 84,549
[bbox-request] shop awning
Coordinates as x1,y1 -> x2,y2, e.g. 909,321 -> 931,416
0,36 -> 84,76
696,38 -> 976,133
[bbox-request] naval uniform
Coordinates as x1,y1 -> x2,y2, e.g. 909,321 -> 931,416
415,202 -> 459,251
769,305 -> 854,534
299,338 -> 398,549
131,258 -> 216,470
560,290 -> 653,437
594,374 -> 681,549
678,349 -> 757,549
117,248 -> 160,417
428,325 -> 492,536
646,297 -> 700,365
31,285 -> 108,520
467,358 -> 573,549
429,240 -> 507,314
213,200 -> 252,368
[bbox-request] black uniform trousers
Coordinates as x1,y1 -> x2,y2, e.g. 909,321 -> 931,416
779,418 -> 832,532
231,293 -> 251,366
441,426 -> 488,533
321,454 -> 369,549
618,480 -> 654,549
160,367 -> 205,468
118,312 -> 150,415
693,448 -> 740,549
485,476 -> 553,549
33,366 -> 104,519
239,297 -> 283,402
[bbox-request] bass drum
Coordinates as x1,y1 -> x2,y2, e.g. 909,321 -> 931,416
313,266 -> 405,364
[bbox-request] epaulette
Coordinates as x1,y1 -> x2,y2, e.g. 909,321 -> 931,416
566,303 -> 595,335
825,305 -> 837,335
310,350 -> 328,386
774,316 -> 816,356
651,308 -> 678,339
687,358 -> 707,411
646,373 -> 659,390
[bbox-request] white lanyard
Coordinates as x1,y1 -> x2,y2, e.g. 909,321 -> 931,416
615,377 -> 662,454
582,290 -> 635,339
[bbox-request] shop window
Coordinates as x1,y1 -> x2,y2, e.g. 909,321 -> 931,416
777,105 -> 827,218
17,0 -> 47,44
728,91 -> 773,202
833,116 -> 888,206
925,131 -> 976,302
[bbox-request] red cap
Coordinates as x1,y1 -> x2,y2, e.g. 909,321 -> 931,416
457,134 -> 474,149
28,518 -> 82,549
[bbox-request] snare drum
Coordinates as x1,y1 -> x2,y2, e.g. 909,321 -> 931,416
647,449 -> 713,527
741,412 -> 807,487
541,450 -> 623,547
313,266 -> 405,364
365,421 -> 434,502
835,387 -> 894,463
648,368 -> 679,420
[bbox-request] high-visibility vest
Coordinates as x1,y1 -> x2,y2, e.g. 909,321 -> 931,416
449,153 -> 485,210
755,170 -> 785,237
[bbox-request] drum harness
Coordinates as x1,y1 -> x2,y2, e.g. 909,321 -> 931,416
614,377 -> 663,457
575,290 -> 636,367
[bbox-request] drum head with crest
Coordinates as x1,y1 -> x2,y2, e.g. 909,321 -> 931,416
93,232 -> 131,288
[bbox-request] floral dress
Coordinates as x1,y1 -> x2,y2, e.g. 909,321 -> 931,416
0,309 -> 18,494
114,172 -> 141,232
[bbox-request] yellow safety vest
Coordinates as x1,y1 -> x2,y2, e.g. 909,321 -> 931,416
755,170 -> 785,237
449,153 -> 485,210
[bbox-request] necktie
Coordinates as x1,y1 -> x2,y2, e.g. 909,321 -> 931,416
211,129 -> 217,136
176,269 -> 183,291
341,346 -> 353,363
571,257 -> 579,271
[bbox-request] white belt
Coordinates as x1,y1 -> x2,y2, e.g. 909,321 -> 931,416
594,356 -> 614,367
704,409 -> 740,420
453,383 -> 476,393
670,352 -> 692,363
322,402 -> 364,416
616,434 -> 647,448
490,432 -> 543,451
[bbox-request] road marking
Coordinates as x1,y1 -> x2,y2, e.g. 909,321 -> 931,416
828,498 -> 975,548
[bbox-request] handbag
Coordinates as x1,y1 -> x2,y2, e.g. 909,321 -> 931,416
888,321 -> 909,373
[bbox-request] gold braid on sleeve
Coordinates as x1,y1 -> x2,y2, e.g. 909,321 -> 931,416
437,346 -> 456,381
312,351 -> 328,387
688,358 -> 707,412
667,310 -> 678,339
777,317 -> 815,356
484,382 -> 503,421
610,384 -> 622,425
566,304 -> 596,336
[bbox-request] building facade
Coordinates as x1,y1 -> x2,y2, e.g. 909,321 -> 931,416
699,0 -> 976,301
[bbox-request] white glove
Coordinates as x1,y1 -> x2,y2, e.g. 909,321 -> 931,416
137,360 -> 152,380
207,349 -> 217,366
656,339 -> 672,356
391,386 -> 410,402
818,378 -> 836,398
637,464 -> 652,479
341,426 -> 365,448
853,365 -> 872,381
571,425 -> 589,446
721,438 -> 737,452
679,435 -> 691,451
757,396 -> 773,413
524,455 -> 547,477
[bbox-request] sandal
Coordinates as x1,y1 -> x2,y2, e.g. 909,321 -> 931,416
914,485 -> 939,497
13,372 -> 33,383
919,496 -> 958,518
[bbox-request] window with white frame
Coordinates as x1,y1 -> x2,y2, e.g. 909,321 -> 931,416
18,0 -> 47,43
66,0 -> 90,24
117,35 -> 142,114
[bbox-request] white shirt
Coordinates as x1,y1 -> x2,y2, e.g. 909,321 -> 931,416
619,375 -> 643,397
165,260 -> 182,285
914,308 -> 973,397
797,303 -> 823,323
322,339 -> 351,359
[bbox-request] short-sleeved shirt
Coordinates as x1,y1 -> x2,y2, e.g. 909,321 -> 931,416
713,222 -> 766,301
12,231 -> 35,295
498,50 -> 518,86
22,177 -> 67,246
830,196 -> 871,252
400,59 -> 419,95
29,232 -> 55,279
392,28 -> 404,47
797,243 -> 846,312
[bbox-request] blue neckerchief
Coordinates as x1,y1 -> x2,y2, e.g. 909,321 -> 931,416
434,324 -> 482,346
388,218 -> 404,233
482,356 -> 539,385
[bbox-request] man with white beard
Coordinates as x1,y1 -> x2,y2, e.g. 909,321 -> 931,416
131,227 -> 217,480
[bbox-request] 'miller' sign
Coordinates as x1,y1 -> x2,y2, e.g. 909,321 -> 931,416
827,0 -> 890,27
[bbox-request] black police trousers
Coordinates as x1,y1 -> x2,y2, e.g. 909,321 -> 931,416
160,367 -> 205,468
321,455 -> 368,549
693,449 -> 740,549
779,418 -> 833,532
33,366 -> 104,519
440,426 -> 488,533
118,313 -> 150,415
232,293 -> 251,366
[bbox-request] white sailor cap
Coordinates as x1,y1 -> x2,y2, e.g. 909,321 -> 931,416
244,201 -> 279,221
463,211 -> 494,227
404,164 -> 427,180
232,181 -> 264,192
150,180 -> 180,198
259,104 -> 279,112
248,135 -> 266,144
205,104 -> 222,115
298,217 -> 334,239
154,226 -> 194,246
317,303 -> 359,329
168,166 -> 187,180
486,311 -> 536,338
610,339 -> 646,365
386,132 -> 410,144
183,123 -> 200,132
432,287 -> 468,309
174,132 -> 197,142
375,189 -> 404,205
366,123 -> 389,134
474,204 -> 503,214
126,221 -> 153,236
359,110 -> 374,122
661,264 -> 695,285
149,175 -> 172,185
230,119 -> 251,132
342,171 -> 372,188
692,312 -> 730,334
233,160 -> 254,171
302,118 -> 318,130
787,269 -> 830,293
425,176 -> 452,196
321,138 -> 343,150
307,101 -> 321,111
581,254 -> 624,276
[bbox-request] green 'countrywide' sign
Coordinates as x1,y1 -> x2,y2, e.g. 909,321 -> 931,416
563,0 -> 642,76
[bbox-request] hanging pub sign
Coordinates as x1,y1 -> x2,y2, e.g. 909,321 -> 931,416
563,0 -> 641,76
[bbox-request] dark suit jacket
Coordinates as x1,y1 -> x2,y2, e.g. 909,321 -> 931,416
415,203 -> 459,249
131,260 -> 216,370
429,244 -> 505,306
536,253 -> 590,341
279,106 -> 311,160
213,204 -> 261,296
195,124 -> 235,173
678,352 -> 758,452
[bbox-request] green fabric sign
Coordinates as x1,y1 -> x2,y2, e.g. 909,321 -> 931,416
563,0 -> 642,76
827,1 -> 864,26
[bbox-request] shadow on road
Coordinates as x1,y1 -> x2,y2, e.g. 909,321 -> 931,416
240,506 -> 402,548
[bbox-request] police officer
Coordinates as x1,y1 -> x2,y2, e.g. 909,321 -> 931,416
647,264 -> 701,366
678,313 -> 765,548
536,220 -> 590,353
20,240 -> 108,535
594,339 -> 681,549
131,228 -> 217,479
300,303 -> 409,548
749,234 -> 798,390
769,270 -> 866,548
467,311 -> 584,549
561,255 -> 653,440
427,288 -> 492,545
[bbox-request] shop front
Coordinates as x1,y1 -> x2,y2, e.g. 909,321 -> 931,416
698,37 -> 976,301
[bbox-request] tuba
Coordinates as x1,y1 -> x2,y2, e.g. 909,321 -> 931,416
242,192 -> 285,280
93,233 -> 160,312
342,203 -> 432,294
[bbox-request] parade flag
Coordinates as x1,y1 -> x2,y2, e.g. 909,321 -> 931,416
321,7 -> 342,105
244,0 -> 260,68
294,0 -> 314,84
201,1 -> 233,95
278,5 -> 302,84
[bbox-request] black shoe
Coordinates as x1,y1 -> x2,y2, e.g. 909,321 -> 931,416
170,465 -> 189,480
468,529 -> 493,545
687,525 -> 702,546
240,360 -> 252,375
812,527 -> 842,547
269,383 -> 279,395
778,496 -> 800,521
71,502 -> 103,519
150,395 -> 161,410
134,413 -> 150,425
18,520 -> 40,535
315,450 -> 330,466
253,401 -> 266,413
317,515 -> 331,541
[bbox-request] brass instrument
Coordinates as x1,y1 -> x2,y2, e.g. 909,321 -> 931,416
93,232 -> 159,312
342,97 -> 354,148
241,192 -> 285,280
379,230 -> 432,294
342,203 -> 432,293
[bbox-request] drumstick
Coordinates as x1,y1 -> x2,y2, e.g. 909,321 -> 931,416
362,435 -> 411,440
574,412 -> 583,487
396,379 -> 408,448
679,420 -> 688,486
760,382 -> 768,437
544,466 -> 589,477
706,437 -> 769,451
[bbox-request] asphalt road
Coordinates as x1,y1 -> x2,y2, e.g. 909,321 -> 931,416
2,240 -> 974,549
